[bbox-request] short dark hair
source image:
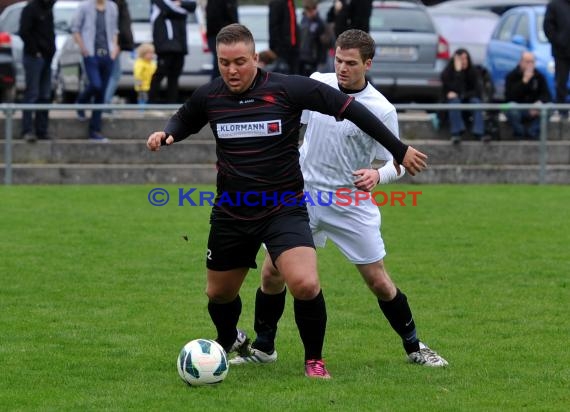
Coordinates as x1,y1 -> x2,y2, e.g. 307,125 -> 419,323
216,23 -> 256,52
336,29 -> 375,62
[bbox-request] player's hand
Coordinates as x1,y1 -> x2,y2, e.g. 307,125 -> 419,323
353,169 -> 380,192
402,146 -> 427,176
147,131 -> 173,151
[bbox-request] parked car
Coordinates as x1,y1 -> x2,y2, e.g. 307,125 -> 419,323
237,3 -> 334,73
0,29 -> 15,101
429,7 -> 499,100
0,0 -> 20,14
57,0 -> 212,102
485,5 -> 570,101
367,0 -> 450,102
429,7 -> 499,67
431,0 -> 548,16
0,0 -> 79,101
238,5 -> 269,53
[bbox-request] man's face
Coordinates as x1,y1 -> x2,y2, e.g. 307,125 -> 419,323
334,47 -> 371,90
217,41 -> 259,94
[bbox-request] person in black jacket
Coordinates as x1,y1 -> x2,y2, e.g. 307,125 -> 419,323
505,52 -> 551,139
327,0 -> 349,38
441,48 -> 488,144
346,0 -> 372,33
327,0 -> 373,36
149,0 -> 196,103
206,0 -> 238,79
104,0 -> 134,109
544,0 -> 570,118
298,0 -> 327,76
269,0 -> 299,74
19,0 -> 56,141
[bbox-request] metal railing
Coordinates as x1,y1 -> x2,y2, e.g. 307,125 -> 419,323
1,103 -> 180,185
2,102 -> 570,185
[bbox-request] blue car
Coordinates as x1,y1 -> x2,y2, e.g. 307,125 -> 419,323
485,5 -> 570,101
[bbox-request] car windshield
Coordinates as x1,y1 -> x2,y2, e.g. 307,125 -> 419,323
239,12 -> 268,42
127,0 -> 197,23
53,7 -> 76,34
370,8 -> 434,32
0,5 -> 21,33
0,4 -> 75,34
536,12 -> 547,43
432,15 -> 497,42
127,0 -> 150,21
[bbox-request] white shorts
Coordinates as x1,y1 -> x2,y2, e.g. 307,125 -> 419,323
305,186 -> 386,264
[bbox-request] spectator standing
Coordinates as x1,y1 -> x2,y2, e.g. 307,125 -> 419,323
327,0 -> 373,36
298,0 -> 328,76
148,0 -> 196,104
268,0 -> 299,74
133,43 -> 157,107
327,0 -> 348,38
346,0 -> 372,33
72,0 -> 119,141
103,0 -> 134,111
544,0 -> 570,119
441,48 -> 489,144
19,0 -> 56,142
504,51 -> 551,139
206,0 -> 238,79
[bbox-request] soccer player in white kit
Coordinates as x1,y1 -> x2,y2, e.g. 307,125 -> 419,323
231,29 -> 448,368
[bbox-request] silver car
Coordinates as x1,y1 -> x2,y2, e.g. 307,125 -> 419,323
238,5 -> 269,53
57,0 -> 212,102
431,0 -> 548,16
428,7 -> 499,100
367,0 -> 449,103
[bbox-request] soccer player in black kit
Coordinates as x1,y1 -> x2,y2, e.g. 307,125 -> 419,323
147,23 -> 427,379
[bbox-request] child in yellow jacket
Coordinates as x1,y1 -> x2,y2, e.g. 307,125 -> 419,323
133,43 -> 157,106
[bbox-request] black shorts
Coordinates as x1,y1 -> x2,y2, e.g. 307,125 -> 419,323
206,206 -> 315,271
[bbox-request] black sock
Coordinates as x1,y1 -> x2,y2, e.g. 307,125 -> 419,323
252,287 -> 286,353
294,290 -> 327,361
208,295 -> 242,352
378,289 -> 420,354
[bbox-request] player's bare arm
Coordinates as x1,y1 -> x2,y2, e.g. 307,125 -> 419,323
146,131 -> 174,151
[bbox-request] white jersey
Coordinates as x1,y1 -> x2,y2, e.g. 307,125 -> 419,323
299,72 -> 399,191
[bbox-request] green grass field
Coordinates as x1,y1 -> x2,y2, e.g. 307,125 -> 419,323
1,185 -> 568,411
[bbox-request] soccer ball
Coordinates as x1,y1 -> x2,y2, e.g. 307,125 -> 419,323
177,339 -> 229,386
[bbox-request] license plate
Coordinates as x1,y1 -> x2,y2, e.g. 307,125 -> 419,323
376,46 -> 417,60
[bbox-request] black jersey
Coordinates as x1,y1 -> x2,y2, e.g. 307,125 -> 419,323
164,68 -> 405,220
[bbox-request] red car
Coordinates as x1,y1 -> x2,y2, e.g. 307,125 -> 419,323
0,29 -> 15,101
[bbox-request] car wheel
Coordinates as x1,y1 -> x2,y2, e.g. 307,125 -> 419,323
0,84 -> 16,102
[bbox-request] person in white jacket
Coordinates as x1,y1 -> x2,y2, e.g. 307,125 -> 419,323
232,29 -> 448,369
